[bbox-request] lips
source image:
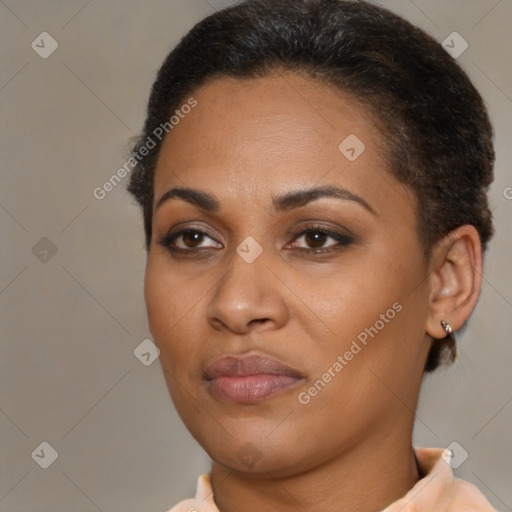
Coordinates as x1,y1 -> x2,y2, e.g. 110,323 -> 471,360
204,353 -> 305,404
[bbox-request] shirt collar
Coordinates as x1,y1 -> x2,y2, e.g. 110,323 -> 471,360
190,447 -> 496,512
382,447 -> 455,511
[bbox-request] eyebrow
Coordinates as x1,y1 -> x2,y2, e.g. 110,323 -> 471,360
155,184 -> 377,215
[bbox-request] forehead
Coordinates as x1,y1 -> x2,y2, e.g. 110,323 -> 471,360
153,72 -> 414,219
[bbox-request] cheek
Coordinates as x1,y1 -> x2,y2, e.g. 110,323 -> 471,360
144,256 -> 201,361
301,248 -> 428,384
144,259 -> 210,417
144,260 -> 171,341
300,265 -> 398,342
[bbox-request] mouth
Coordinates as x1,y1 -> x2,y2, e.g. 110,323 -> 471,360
204,353 -> 305,404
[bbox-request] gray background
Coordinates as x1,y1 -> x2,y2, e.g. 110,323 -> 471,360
1,1 -> 511,511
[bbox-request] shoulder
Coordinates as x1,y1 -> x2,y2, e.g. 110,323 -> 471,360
166,497 -> 202,512
384,447 -> 500,511
165,474 -> 219,512
449,478 -> 501,511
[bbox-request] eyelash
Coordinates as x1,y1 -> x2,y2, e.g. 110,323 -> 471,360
157,224 -> 354,256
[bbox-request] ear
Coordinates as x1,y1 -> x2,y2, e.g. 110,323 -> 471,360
425,225 -> 483,339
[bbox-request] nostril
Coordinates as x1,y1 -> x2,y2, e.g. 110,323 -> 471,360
249,318 -> 270,325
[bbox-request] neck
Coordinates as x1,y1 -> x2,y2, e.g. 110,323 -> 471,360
210,427 -> 420,512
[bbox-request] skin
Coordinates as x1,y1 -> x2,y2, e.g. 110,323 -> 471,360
144,71 -> 483,512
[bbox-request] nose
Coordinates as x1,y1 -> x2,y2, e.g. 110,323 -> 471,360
205,247 -> 290,335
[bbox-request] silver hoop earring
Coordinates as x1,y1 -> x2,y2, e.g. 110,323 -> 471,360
440,320 -> 455,341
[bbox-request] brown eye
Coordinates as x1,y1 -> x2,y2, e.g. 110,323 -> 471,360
303,230 -> 329,248
158,229 -> 222,252
289,227 -> 353,252
181,231 -> 206,248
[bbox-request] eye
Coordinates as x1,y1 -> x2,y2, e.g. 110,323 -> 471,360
287,226 -> 353,253
157,224 -> 353,256
157,228 -> 222,252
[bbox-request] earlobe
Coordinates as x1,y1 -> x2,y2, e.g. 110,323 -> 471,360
425,225 -> 483,339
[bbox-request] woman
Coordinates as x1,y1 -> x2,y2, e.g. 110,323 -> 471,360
127,0 -> 499,510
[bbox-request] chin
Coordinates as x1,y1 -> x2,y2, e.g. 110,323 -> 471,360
196,425 -> 311,476
210,448 -> 302,477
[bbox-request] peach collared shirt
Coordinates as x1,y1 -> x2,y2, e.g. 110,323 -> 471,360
166,447 -> 499,512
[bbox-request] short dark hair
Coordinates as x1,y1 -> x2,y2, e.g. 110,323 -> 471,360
127,0 -> 495,372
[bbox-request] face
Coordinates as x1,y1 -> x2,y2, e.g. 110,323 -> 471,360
144,72 -> 432,476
